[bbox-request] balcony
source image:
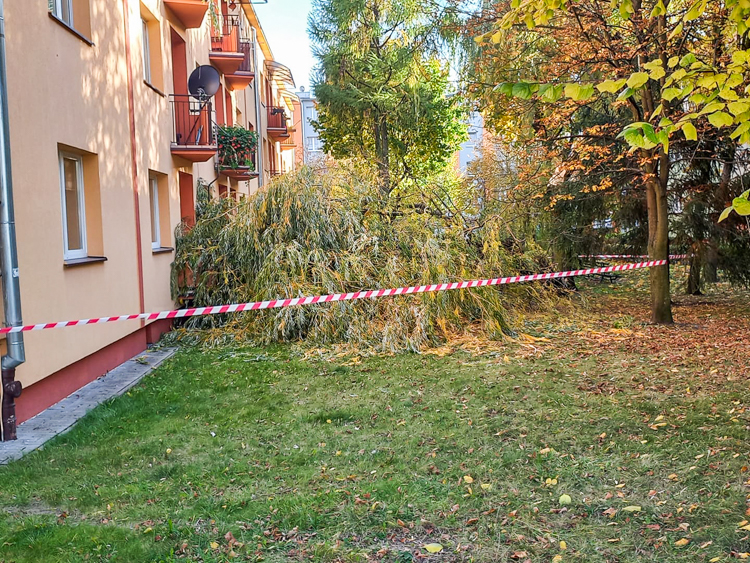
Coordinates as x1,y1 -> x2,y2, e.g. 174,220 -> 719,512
225,40 -> 255,92
170,95 -> 217,162
163,0 -> 208,29
267,106 -> 290,141
217,124 -> 259,181
209,15 -> 244,75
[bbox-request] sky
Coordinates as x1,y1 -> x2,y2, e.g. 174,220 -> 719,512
253,0 -> 317,92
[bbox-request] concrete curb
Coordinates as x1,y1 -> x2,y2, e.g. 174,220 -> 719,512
0,347 -> 177,465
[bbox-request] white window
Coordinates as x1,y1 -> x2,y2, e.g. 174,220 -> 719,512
149,176 -> 160,249
142,18 -> 152,83
51,0 -> 74,26
59,152 -> 87,260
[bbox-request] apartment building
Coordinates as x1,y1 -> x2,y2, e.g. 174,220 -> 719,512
0,0 -> 297,439
295,86 -> 325,165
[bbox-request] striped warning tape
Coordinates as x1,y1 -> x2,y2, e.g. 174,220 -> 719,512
0,260 -> 667,335
579,254 -> 688,260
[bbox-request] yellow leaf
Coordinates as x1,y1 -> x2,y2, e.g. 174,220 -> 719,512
623,506 -> 642,512
552,556 -> 563,563
654,415 -> 664,422
463,475 -> 474,484
424,543 -> 443,553
627,72 -> 650,89
559,494 -> 572,505
210,541 -> 219,549
709,558 -> 721,562
560,540 -> 567,550
492,31 -> 503,44
481,483 -> 492,490
737,520 -> 748,527
741,525 -> 750,531
675,538 -> 690,547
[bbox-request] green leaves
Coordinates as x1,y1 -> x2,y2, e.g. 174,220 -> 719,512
627,72 -> 650,89
618,123 -> 660,150
596,79 -> 627,94
682,122 -> 698,141
498,82 -> 596,103
707,111 -> 734,128
719,190 -> 750,222
512,82 -> 534,99
565,83 -> 595,101
538,83 -> 564,102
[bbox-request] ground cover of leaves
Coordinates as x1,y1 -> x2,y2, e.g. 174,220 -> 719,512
0,275 -> 748,562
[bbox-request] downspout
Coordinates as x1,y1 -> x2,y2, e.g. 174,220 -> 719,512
0,0 -> 25,441
122,0 -> 146,321
252,27 -> 263,188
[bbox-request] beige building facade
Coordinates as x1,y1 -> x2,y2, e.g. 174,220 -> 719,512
0,0 -> 297,435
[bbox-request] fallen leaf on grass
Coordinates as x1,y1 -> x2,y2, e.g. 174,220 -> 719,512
559,540 -> 567,550
623,506 -> 641,512
552,556 -> 563,563
559,494 -> 572,505
424,543 -> 443,553
674,538 -> 690,547
463,475 -> 474,484
210,541 -> 219,549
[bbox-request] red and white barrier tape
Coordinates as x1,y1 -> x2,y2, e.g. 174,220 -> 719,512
0,260 -> 667,335
579,254 -> 688,260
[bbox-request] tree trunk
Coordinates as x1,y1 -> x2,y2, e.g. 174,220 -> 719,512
646,178 -> 673,323
686,251 -> 702,295
704,242 -> 718,283
374,114 -> 390,198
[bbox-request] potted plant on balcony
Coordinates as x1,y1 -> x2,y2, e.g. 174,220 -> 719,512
217,125 -> 259,180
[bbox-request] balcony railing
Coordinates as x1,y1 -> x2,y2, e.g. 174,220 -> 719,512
170,94 -> 217,162
267,106 -> 288,132
237,40 -> 255,73
171,95 -> 215,146
211,14 -> 240,53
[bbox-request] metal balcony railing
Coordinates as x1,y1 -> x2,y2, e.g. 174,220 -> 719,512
237,40 -> 255,73
267,106 -> 288,131
211,15 -> 240,53
170,95 -> 215,147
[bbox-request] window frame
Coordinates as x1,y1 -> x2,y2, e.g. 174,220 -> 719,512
149,175 -> 161,250
59,151 -> 88,261
51,0 -> 74,27
142,18 -> 152,84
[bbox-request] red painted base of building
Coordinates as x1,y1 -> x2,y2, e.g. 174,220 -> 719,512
15,320 -> 172,424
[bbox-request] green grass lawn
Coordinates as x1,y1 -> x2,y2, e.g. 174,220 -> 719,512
1,281 -> 749,562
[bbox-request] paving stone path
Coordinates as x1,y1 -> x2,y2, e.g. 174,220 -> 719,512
0,347 -> 176,465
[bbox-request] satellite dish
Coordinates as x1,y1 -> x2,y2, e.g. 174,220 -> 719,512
188,65 -> 221,101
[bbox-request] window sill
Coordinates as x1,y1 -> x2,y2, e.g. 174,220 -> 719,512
152,246 -> 174,255
48,13 -> 95,47
143,80 -> 166,97
64,256 -> 107,267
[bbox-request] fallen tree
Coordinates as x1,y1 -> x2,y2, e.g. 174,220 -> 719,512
169,166 -> 553,352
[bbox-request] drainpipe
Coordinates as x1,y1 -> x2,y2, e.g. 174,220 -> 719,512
0,0 -> 25,441
251,27 -> 263,188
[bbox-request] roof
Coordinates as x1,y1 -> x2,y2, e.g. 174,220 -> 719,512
265,61 -> 296,89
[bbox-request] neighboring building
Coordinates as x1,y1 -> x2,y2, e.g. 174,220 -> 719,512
457,111 -> 485,175
296,86 -> 325,165
0,0 -> 297,436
